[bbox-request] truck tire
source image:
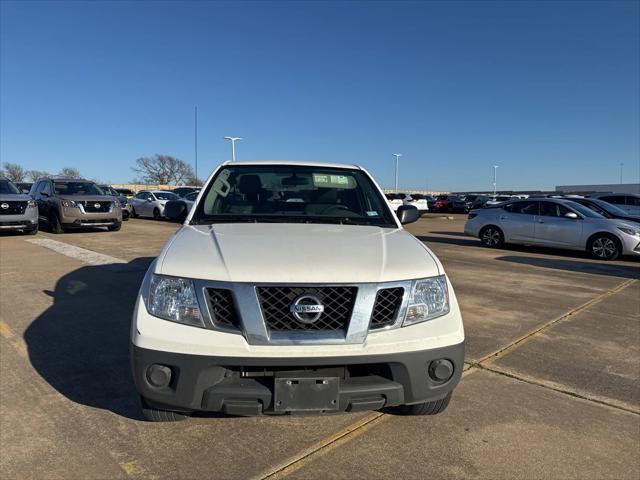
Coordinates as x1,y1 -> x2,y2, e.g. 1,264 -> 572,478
140,397 -> 189,422
50,211 -> 64,234
394,392 -> 451,416
108,222 -> 122,232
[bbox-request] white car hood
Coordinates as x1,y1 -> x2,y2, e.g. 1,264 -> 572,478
157,223 -> 440,283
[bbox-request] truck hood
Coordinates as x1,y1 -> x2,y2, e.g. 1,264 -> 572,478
157,223 -> 441,283
57,195 -> 114,203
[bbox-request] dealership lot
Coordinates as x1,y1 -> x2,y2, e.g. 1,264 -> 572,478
1,216 -> 638,479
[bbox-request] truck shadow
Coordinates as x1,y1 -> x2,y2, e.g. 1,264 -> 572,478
23,257 -> 154,420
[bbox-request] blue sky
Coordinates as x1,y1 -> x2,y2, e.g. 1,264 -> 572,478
1,0 -> 638,191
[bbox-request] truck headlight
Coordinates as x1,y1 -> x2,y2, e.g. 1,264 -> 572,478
403,275 -> 449,326
61,200 -> 78,208
147,275 -> 204,327
27,200 -> 37,208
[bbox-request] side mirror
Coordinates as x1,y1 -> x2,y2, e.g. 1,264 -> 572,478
146,198 -> 153,202
564,212 -> 579,220
164,200 -> 187,222
397,205 -> 420,225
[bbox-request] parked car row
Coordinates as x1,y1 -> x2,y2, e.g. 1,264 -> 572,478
464,197 -> 640,260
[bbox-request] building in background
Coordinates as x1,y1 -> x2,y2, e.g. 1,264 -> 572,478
555,184 -> 640,194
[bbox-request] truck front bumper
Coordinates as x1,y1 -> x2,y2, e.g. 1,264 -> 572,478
131,341 -> 464,416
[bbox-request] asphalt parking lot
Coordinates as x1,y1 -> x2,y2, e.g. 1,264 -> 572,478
1,215 -> 638,479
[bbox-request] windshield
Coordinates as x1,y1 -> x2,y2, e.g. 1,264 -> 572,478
192,165 -> 396,227
154,192 -> 179,200
592,199 -> 629,216
0,180 -> 21,194
100,186 -> 119,196
53,181 -> 103,196
565,201 -> 604,218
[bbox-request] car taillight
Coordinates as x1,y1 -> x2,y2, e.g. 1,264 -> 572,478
468,212 -> 477,219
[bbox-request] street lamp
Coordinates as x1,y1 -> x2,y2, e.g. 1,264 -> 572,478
493,165 -> 499,196
224,136 -> 242,162
393,154 -> 402,192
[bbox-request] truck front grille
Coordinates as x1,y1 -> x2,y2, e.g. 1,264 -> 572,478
370,287 -> 404,329
0,201 -> 27,215
78,201 -> 112,213
204,288 -> 241,330
256,286 -> 357,332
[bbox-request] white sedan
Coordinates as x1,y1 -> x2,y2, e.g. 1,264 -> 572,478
130,191 -> 180,220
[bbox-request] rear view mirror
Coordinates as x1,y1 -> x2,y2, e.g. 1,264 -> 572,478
164,200 -> 188,223
397,205 -> 420,225
564,212 -> 579,220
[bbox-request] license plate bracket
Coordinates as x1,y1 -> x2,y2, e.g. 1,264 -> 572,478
274,375 -> 340,412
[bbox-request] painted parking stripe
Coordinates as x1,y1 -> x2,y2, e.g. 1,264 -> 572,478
27,238 -> 127,266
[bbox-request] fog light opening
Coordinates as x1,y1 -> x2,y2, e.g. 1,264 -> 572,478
429,359 -> 454,382
146,364 -> 172,388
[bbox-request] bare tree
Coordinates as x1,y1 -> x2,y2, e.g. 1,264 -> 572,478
132,154 -> 194,185
58,167 -> 82,179
26,170 -> 52,181
2,162 -> 27,182
185,173 -> 204,187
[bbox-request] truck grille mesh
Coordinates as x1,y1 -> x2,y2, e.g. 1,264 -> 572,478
0,201 -> 27,215
204,288 -> 241,330
370,287 -> 404,329
256,286 -> 357,331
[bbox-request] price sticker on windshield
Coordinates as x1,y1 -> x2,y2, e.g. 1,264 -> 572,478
312,174 -> 353,189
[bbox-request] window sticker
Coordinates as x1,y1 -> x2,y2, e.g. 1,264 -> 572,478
366,211 -> 378,216
312,174 -> 355,189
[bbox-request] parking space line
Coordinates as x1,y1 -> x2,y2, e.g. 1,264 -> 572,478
474,278 -> 637,365
255,412 -> 387,480
479,363 -> 640,415
27,238 -> 127,266
0,320 -> 28,358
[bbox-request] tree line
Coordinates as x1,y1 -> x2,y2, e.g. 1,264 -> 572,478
0,154 -> 201,186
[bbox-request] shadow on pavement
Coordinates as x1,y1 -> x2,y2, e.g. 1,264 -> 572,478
24,257 -> 154,420
496,255 -> 640,279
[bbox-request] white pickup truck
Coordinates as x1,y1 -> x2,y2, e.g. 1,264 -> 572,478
130,161 -> 465,421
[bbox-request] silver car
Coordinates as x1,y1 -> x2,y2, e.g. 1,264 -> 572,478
587,193 -> 640,216
130,190 -> 180,220
464,198 -> 640,260
0,177 -> 38,234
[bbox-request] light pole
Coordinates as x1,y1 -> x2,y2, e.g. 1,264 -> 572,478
194,106 -> 198,185
224,136 -> 242,162
393,154 -> 402,192
493,165 -> 499,196
620,162 -> 624,184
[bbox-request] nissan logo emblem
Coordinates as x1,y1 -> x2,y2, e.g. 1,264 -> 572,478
0,203 -> 8,210
290,295 -> 324,324
94,203 -> 101,209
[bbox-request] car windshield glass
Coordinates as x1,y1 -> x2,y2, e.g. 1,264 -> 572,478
0,180 -> 21,194
192,165 -> 396,227
53,181 -> 103,195
593,199 -> 629,216
565,201 -> 603,218
154,192 -> 179,200
100,186 -> 118,196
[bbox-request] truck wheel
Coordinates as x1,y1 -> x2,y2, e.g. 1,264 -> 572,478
479,226 -> 504,248
108,222 -> 122,232
140,397 -> 189,422
50,211 -> 64,234
394,392 -> 451,416
153,208 -> 161,220
588,234 -> 621,261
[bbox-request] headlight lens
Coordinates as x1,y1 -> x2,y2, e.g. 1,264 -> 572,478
617,226 -> 640,237
27,200 -> 37,208
148,275 -> 203,327
403,275 -> 450,326
61,200 -> 78,208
